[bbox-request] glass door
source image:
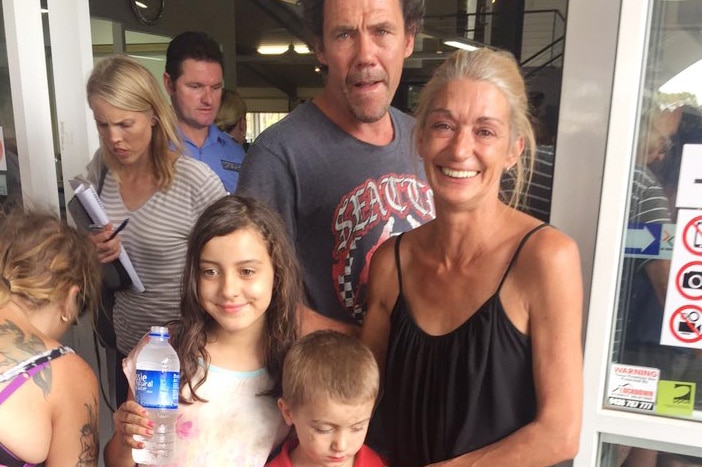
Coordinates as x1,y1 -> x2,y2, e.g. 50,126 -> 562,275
0,4 -> 20,208
577,0 -> 702,465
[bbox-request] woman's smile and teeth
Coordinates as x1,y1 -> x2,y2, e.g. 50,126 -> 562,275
440,166 -> 480,179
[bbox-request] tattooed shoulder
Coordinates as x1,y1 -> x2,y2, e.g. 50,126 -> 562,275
77,397 -> 99,466
0,319 -> 46,368
0,319 -> 51,396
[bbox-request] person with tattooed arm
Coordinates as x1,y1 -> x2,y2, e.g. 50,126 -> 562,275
0,209 -> 102,466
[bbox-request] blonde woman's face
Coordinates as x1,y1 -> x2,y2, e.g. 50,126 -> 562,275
89,96 -> 155,166
417,79 -> 522,211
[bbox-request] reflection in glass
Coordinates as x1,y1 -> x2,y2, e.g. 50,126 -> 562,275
609,2 -> 702,448
600,442 -> 702,467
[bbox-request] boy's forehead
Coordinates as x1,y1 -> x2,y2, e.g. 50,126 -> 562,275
296,395 -> 376,415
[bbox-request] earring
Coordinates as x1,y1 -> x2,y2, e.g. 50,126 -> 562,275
60,315 -> 69,323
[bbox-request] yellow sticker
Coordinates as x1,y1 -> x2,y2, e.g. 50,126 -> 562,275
655,380 -> 696,417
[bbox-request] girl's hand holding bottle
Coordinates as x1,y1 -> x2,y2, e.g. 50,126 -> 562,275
113,400 -> 153,449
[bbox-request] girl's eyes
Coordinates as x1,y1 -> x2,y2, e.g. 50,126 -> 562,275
314,427 -> 333,434
240,268 -> 255,277
200,267 -> 256,278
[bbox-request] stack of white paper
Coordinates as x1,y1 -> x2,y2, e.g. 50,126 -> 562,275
69,177 -> 145,293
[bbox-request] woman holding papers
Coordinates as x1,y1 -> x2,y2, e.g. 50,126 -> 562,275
82,55 -> 225,404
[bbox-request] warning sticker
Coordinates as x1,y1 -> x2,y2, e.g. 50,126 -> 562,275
606,364 -> 659,412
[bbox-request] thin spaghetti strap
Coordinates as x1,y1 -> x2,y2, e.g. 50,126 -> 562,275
495,223 -> 550,292
394,233 -> 405,294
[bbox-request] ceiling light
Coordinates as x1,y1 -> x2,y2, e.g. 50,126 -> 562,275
134,1 -> 148,8
257,43 -> 311,55
443,40 -> 479,51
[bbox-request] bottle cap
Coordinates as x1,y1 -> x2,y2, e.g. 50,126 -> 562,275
148,325 -> 169,338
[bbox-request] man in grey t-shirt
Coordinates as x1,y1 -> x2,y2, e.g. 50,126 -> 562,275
237,0 -> 433,335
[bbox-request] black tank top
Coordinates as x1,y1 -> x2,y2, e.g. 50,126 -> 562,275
371,224 -> 548,466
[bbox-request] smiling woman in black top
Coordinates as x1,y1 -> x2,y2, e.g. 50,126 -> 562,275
361,48 -> 584,467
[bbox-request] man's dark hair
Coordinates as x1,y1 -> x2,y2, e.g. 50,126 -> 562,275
299,0 -> 424,40
165,31 -> 224,82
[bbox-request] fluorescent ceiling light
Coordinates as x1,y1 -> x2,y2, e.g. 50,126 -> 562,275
443,40 -> 479,51
257,43 -> 311,55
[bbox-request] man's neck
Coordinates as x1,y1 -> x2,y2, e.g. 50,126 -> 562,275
180,123 -> 210,148
312,94 -> 395,146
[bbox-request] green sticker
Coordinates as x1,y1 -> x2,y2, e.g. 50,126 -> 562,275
655,380 -> 696,417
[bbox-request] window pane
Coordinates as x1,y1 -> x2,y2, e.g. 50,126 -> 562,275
608,0 -> 702,421
600,441 -> 702,467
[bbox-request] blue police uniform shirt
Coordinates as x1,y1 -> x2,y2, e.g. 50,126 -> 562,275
181,124 -> 245,193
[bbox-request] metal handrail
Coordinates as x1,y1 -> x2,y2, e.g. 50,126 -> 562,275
521,36 -> 565,67
524,53 -> 564,79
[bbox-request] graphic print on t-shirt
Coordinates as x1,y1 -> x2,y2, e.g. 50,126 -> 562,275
331,174 -> 434,323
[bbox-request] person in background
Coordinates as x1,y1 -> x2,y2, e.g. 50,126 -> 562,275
105,195 -> 301,466
361,48 -> 583,466
83,54 -> 225,406
215,88 -> 249,151
164,31 -> 245,193
267,330 -> 386,467
237,0 -> 434,337
0,209 -> 101,466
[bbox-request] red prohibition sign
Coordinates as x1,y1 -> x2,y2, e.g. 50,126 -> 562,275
669,305 -> 702,343
683,215 -> 702,256
676,261 -> 702,300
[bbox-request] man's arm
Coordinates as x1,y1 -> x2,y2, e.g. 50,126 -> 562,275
236,141 -> 298,240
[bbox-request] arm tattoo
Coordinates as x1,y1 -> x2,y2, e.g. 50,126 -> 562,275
0,320 -> 52,397
77,398 -> 99,466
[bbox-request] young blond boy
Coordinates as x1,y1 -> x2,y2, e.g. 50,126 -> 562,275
267,330 -> 387,467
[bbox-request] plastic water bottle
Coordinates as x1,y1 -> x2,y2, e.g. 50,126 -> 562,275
132,326 -> 180,465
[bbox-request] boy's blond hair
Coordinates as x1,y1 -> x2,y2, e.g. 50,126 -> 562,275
282,330 -> 379,408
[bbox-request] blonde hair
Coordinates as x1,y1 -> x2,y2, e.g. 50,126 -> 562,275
413,48 -> 536,208
87,54 -> 182,190
215,88 -> 247,134
0,209 -> 101,320
282,330 -> 379,408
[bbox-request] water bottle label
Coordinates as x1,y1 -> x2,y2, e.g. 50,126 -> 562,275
135,370 -> 179,409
